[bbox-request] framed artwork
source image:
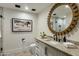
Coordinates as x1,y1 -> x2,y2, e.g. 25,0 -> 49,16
12,18 -> 32,32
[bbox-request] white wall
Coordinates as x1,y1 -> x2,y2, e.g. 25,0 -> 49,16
37,4 -> 55,37
37,4 -> 79,42
37,4 -> 53,37
2,8 -> 38,53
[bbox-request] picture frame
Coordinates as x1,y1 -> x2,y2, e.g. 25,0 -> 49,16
12,18 -> 32,32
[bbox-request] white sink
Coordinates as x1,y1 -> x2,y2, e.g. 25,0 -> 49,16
63,42 -> 78,49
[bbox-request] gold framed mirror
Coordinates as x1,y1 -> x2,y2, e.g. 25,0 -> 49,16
48,3 -> 79,36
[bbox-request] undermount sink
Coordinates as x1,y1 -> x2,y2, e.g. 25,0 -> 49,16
63,42 -> 78,49
43,38 -> 59,44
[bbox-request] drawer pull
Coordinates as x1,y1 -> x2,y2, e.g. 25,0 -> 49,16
45,47 -> 48,56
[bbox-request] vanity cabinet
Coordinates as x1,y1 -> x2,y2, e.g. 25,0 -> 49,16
35,39 -> 70,56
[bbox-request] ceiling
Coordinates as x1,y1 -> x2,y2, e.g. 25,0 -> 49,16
0,3 -> 51,13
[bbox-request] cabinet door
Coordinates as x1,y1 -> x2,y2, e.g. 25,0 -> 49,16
35,40 -> 46,56
46,46 -> 59,56
46,45 -> 69,56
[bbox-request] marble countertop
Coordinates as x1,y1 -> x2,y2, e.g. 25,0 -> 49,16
35,37 -> 79,56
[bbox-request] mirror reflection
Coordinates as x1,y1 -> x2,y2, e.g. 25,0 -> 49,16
50,5 -> 73,32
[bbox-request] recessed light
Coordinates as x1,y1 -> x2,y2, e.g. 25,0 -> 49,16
65,5 -> 69,8
25,6 -> 29,10
15,4 -> 21,8
32,9 -> 36,11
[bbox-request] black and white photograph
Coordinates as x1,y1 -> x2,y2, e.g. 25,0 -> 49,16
12,18 -> 32,32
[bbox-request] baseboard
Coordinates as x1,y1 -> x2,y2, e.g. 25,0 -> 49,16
3,47 -> 30,54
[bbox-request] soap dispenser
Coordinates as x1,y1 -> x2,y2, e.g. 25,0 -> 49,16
58,35 -> 61,42
63,36 -> 66,42
53,34 -> 55,40
55,34 -> 58,41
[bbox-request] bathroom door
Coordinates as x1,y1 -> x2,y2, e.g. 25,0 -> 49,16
0,7 -> 3,53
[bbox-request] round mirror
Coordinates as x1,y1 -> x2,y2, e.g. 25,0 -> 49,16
50,5 -> 73,32
48,3 -> 79,35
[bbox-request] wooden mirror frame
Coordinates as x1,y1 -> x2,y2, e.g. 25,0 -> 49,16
48,3 -> 79,35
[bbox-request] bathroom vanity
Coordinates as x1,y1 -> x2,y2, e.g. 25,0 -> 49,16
35,37 -> 79,56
